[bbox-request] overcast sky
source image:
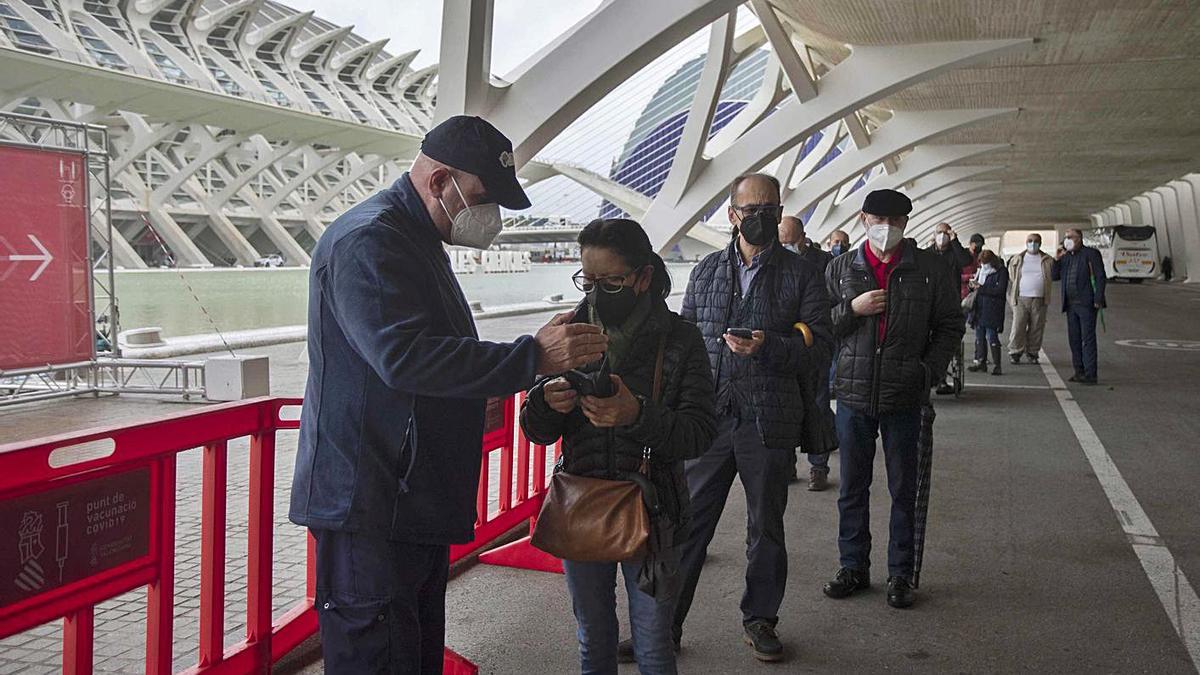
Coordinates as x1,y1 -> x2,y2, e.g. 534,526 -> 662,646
284,0 -> 603,77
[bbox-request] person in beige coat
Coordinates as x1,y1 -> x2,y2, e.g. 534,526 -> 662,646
1006,233 -> 1054,364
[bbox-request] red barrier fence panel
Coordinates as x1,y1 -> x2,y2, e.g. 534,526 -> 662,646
0,393 -> 555,674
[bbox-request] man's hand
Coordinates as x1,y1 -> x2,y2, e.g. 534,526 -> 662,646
851,289 -> 887,317
542,377 -> 577,414
1094,303 -> 1102,310
534,311 -> 607,375
724,330 -> 766,357
1055,246 -> 1066,261
580,375 -> 641,427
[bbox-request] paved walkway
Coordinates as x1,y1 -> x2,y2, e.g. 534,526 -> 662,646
3,283 -> 1200,673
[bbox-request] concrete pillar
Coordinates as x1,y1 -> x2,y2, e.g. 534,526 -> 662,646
1132,196 -> 1153,225
1117,202 -> 1134,223
1170,176 -> 1200,283
1156,185 -> 1188,281
1144,190 -> 1171,260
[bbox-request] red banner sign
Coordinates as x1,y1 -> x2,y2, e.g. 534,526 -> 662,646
0,144 -> 93,370
0,467 -> 151,609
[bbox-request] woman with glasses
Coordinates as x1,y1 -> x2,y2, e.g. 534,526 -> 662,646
520,218 -> 717,675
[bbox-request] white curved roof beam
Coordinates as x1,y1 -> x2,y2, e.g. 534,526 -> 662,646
657,11 -> 736,207
749,0 -> 816,102
782,108 -> 1014,218
438,0 -> 744,163
640,36 -> 1031,251
908,187 -> 1005,232
812,146 -> 1008,238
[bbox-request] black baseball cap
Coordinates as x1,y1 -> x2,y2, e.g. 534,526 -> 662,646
420,115 -> 531,210
862,189 -> 913,217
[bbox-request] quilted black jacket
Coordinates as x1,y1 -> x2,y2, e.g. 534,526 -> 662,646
826,239 -> 965,414
681,241 -> 832,449
520,299 -> 717,538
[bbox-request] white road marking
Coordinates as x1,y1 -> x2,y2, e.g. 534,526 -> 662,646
963,382 -> 1051,390
1039,350 -> 1200,671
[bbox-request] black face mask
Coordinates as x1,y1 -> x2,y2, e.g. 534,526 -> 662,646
589,286 -> 640,327
736,209 -> 779,247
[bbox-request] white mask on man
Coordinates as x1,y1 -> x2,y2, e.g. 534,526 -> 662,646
439,174 -> 503,249
1063,238 -> 1076,252
866,223 -> 904,253
935,232 -> 949,248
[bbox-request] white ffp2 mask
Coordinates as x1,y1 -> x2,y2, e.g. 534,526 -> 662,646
439,175 -> 503,249
1063,238 -> 1076,252
867,223 -> 904,253
935,232 -> 949,248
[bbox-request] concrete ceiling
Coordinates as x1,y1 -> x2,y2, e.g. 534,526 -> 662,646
776,0 -> 1200,229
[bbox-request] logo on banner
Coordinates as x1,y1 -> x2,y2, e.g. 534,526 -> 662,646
15,511 -> 46,592
58,158 -> 80,206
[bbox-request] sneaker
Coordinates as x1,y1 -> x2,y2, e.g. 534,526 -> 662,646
934,383 -> 955,396
823,567 -> 870,599
743,620 -> 784,662
616,637 -> 680,664
967,361 -> 986,373
1026,353 -> 1040,364
1009,353 -> 1022,365
886,576 -> 915,609
808,468 -> 829,492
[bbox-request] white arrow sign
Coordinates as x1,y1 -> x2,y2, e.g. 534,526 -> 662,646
0,234 -> 54,282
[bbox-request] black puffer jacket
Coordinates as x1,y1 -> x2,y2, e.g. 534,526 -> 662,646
681,241 -> 832,449
827,240 -> 965,414
520,300 -> 717,539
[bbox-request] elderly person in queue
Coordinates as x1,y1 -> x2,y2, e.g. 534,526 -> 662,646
1006,233 -> 1054,365
966,250 -> 1010,375
925,222 -> 973,395
290,116 -> 609,674
665,173 -> 832,663
778,214 -> 835,491
827,229 -> 851,258
521,218 -> 717,675
822,189 -> 963,610
1052,228 -> 1107,384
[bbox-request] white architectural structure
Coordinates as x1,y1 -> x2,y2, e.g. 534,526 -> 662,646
2,0 -> 1197,274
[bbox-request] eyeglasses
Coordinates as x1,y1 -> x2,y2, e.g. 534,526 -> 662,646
731,204 -> 783,218
572,269 -> 638,294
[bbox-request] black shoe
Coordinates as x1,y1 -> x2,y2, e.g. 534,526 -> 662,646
617,636 -> 680,664
1080,376 -> 1098,385
991,364 -> 1002,376
787,462 -> 799,484
823,567 -> 870,599
1010,353 -> 1022,365
967,361 -> 986,373
743,620 -> 784,662
886,576 -> 915,609
935,383 -> 955,396
808,468 -> 829,492
1068,373 -> 1082,382
989,345 -> 1002,376
1026,353 -> 1039,364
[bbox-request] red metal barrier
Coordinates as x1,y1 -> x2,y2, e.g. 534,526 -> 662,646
0,393 -> 559,674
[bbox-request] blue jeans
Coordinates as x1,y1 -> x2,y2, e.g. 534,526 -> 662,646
1066,303 -> 1098,378
563,556 -> 678,675
973,324 -> 1000,361
835,405 -> 921,578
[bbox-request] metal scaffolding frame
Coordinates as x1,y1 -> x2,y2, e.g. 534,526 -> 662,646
0,111 -> 208,406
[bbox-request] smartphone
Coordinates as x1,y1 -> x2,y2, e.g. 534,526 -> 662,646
725,328 -> 754,340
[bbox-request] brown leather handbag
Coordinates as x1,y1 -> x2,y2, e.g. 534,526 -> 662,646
530,336 -> 667,563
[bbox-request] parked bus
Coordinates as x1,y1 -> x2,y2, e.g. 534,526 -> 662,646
1081,225 -> 1159,283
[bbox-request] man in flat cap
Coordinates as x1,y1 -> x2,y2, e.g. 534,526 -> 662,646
291,115 -> 608,673
822,189 -> 963,609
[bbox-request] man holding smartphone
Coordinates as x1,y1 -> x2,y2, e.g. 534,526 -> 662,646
667,173 -> 832,663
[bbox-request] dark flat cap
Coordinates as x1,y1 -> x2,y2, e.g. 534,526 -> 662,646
862,189 -> 913,217
421,115 -> 531,210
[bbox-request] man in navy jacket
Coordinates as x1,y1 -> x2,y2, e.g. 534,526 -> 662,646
1052,228 -> 1107,384
290,116 -> 607,673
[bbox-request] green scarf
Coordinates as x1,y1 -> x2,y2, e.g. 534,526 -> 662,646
590,291 -> 654,372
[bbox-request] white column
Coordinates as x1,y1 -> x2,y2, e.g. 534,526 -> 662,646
1170,176 -> 1200,283
1146,189 -> 1175,264
1156,185 -> 1188,280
